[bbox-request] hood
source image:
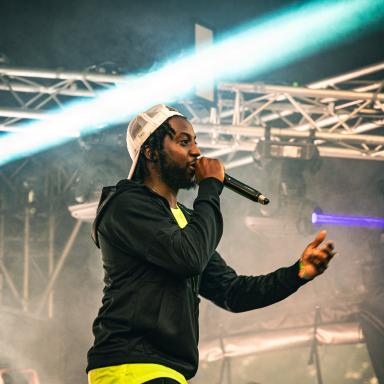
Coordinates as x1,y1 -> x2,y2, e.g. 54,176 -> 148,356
91,179 -> 143,248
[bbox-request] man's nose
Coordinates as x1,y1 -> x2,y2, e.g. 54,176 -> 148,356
190,142 -> 201,157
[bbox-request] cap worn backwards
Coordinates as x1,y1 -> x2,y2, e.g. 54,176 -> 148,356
126,104 -> 185,179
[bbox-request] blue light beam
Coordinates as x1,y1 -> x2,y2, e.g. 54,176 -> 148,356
312,212 -> 384,229
0,0 -> 383,166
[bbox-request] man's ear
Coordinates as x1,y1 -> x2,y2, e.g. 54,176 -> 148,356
143,146 -> 158,162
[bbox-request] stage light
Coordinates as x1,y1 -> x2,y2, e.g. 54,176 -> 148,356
0,0 -> 382,166
312,212 -> 384,229
256,141 -> 319,160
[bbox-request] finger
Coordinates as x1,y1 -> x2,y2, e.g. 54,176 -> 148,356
308,254 -> 328,272
308,253 -> 325,265
313,248 -> 335,262
320,245 -> 336,261
309,249 -> 331,264
309,230 -> 327,248
324,241 -> 334,251
325,249 -> 336,261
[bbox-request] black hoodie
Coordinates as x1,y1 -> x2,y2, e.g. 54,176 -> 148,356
86,177 -> 306,379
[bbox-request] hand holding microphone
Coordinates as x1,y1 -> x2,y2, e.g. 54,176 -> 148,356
194,157 -> 225,183
194,157 -> 269,205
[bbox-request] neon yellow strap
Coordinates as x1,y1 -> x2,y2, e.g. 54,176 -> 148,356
171,204 -> 188,229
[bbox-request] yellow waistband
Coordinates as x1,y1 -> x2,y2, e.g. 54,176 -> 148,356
88,363 -> 188,384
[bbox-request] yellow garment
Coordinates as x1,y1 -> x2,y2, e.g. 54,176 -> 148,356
170,204 -> 188,229
88,363 -> 188,384
88,205 -> 189,384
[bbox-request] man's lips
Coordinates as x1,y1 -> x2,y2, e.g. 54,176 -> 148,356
188,161 -> 196,174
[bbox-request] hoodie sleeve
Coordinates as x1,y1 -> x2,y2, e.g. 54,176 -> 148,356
98,178 -> 224,277
199,251 -> 308,312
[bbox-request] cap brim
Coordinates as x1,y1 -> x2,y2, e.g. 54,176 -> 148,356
127,151 -> 140,180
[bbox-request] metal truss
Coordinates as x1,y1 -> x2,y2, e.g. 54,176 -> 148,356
0,66 -> 121,132
0,157 -> 82,318
186,62 -> 384,168
0,63 -> 383,168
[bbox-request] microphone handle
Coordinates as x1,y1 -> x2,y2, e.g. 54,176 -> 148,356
223,174 -> 270,205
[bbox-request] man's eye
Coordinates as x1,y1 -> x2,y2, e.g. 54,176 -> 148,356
180,140 -> 189,146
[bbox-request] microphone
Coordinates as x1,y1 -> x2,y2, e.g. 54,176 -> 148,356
223,174 -> 270,205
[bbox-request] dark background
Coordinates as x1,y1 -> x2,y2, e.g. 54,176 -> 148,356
1,0 -> 383,82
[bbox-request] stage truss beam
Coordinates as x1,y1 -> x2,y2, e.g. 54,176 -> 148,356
0,63 -> 383,166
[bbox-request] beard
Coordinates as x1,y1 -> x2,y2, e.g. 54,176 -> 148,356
159,151 -> 197,191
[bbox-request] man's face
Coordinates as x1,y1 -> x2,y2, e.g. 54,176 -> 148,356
159,116 -> 201,191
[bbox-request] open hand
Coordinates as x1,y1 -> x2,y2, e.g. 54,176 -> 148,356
299,230 -> 336,280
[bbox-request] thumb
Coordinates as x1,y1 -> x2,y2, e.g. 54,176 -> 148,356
309,230 -> 327,248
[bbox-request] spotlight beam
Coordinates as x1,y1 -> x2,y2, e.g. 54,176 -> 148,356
312,212 -> 384,229
0,0 -> 382,167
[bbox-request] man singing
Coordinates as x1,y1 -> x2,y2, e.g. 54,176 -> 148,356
86,104 -> 335,384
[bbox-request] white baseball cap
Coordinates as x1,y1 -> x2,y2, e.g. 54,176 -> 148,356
126,104 -> 185,179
